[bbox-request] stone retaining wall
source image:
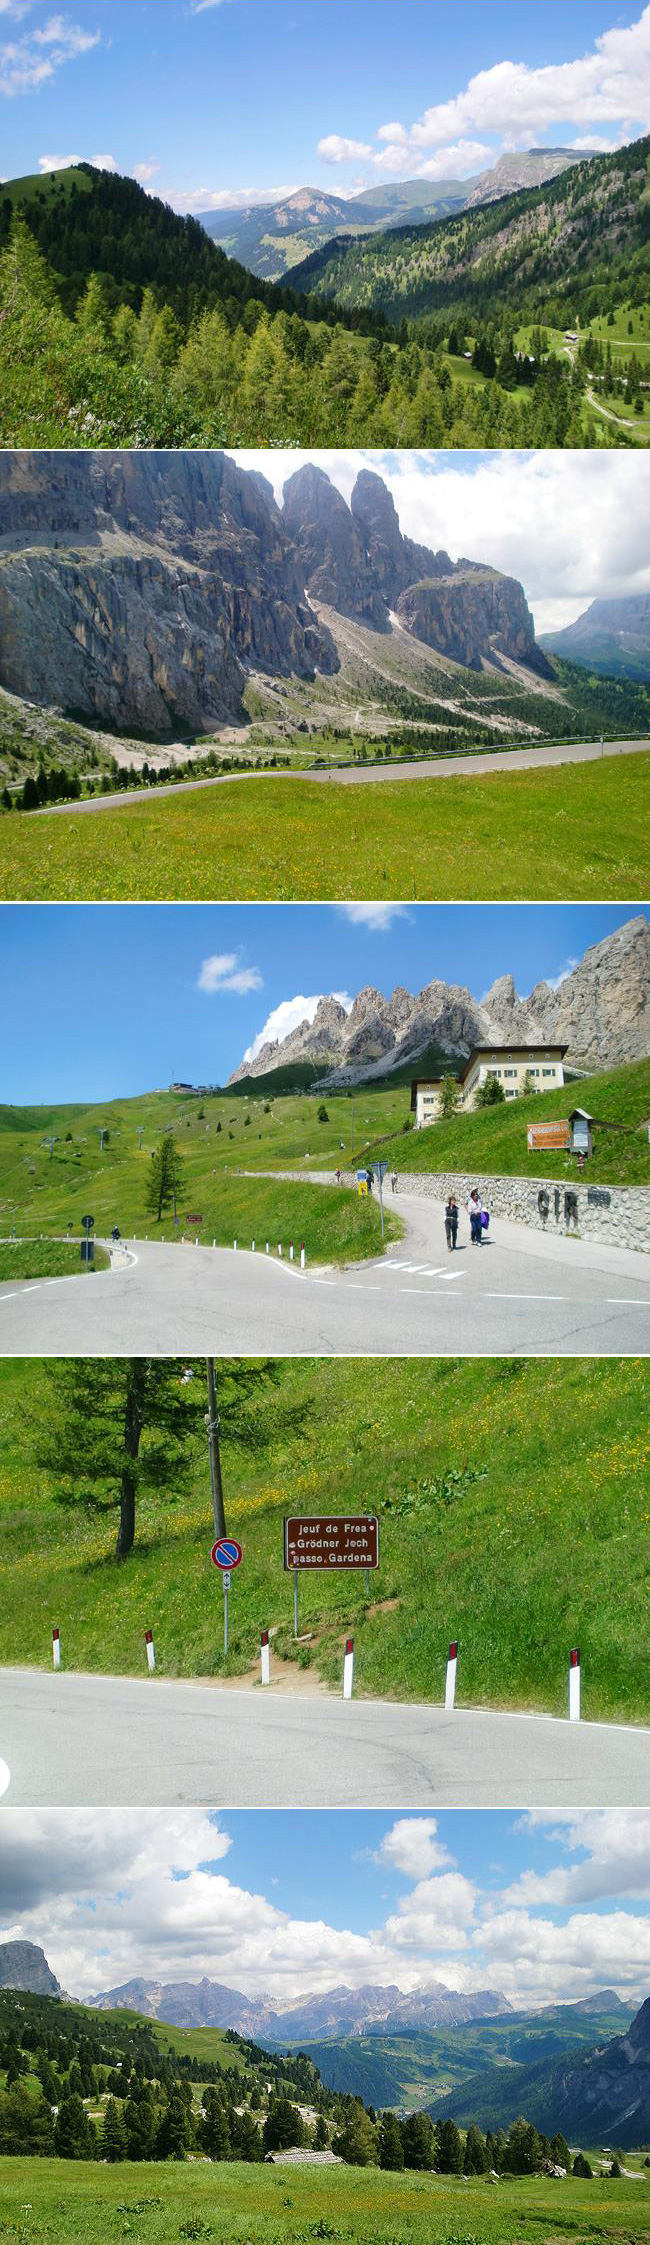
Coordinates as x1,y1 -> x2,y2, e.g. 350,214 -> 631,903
257,1167 -> 650,1254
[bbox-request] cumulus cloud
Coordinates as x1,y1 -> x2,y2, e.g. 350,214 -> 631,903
383,1872 -> 478,1952
503,1810 -> 650,1911
197,952 -> 263,996
134,160 -> 160,184
38,150 -> 116,171
377,1818 -> 452,1880
318,8 -> 650,179
336,904 -> 411,933
172,182 -> 301,213
243,990 -> 352,1065
318,133 -> 373,164
1,13 -> 99,97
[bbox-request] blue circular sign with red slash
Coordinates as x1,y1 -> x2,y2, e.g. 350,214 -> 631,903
211,1537 -> 243,1570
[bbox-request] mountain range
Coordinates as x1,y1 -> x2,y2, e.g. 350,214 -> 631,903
0,454 -> 547,740
288,134 -> 650,328
197,150 -> 595,280
541,595 -> 650,681
1,1945 -> 647,2141
229,915 -> 650,1087
88,1975 -> 510,2039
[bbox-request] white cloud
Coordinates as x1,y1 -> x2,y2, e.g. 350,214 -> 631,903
175,180 -> 300,214
134,160 -> 161,184
383,1872 -> 478,1952
318,133 -> 373,164
243,990 -> 352,1065
319,8 -> 650,179
504,1810 -> 650,1911
38,150 -> 116,172
336,904 -> 410,933
1,13 -> 99,97
544,956 -> 579,992
197,952 -> 263,996
377,1818 -> 452,1880
479,1905 -> 650,2003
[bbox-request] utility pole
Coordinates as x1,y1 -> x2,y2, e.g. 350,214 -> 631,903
205,1358 -> 227,1539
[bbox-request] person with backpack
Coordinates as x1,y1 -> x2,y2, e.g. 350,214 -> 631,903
444,1194 -> 459,1250
467,1187 -> 484,1244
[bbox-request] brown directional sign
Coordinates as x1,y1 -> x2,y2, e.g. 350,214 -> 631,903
283,1516 -> 379,1570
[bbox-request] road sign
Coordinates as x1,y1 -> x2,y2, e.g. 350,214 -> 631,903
220,1570 -> 231,1592
186,1212 -> 204,1224
284,1516 -> 379,1570
373,1161 -> 389,1181
81,1213 -> 95,1232
211,1537 -> 243,1571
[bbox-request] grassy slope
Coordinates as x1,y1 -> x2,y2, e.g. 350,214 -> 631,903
0,1240 -> 110,1279
0,1084 -> 408,1259
0,2156 -> 647,2245
0,1355 -> 647,1721
1,754 -> 648,901
373,1060 -> 650,1187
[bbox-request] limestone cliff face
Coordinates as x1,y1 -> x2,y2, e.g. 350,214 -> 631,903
282,463 -> 387,627
527,1996 -> 650,2149
284,462 -> 547,673
0,451 -> 339,737
395,568 -> 542,673
0,1942 -> 63,1998
229,918 -> 650,1084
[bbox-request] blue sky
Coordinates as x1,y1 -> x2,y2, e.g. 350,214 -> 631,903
1,3 -> 649,212
1,905 -> 641,1105
2,1806 -> 650,2007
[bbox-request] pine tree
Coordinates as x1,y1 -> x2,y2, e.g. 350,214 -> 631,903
464,2122 -> 488,2174
53,2094 -> 97,2160
155,2086 -> 192,2161
402,2111 -> 435,2170
333,2103 -> 378,2166
102,2097 -> 128,2162
379,2110 -> 405,2170
435,2118 -> 463,2174
200,2088 -> 231,2160
146,1131 -> 184,1222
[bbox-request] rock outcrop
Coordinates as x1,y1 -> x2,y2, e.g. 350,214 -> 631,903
229,916 -> 650,1084
0,452 -> 339,737
518,1993 -> 650,2149
395,568 -> 541,674
284,463 -> 547,672
0,1941 -> 63,1998
90,1973 -> 510,2039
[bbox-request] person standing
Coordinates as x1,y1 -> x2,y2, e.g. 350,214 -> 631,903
444,1194 -> 459,1250
467,1187 -> 484,1244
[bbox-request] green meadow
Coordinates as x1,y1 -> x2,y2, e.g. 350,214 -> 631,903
0,2154 -> 648,2245
0,1084 -> 407,1266
1,753 -> 647,900
0,1355 -> 647,1719
0,1239 -> 110,1281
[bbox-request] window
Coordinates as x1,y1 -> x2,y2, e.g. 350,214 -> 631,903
504,1068 -> 516,1078
505,1089 -> 516,1098
542,1067 -> 555,1077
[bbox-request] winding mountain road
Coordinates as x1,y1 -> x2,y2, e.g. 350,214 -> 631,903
1,1191 -> 648,1353
2,1666 -> 649,1807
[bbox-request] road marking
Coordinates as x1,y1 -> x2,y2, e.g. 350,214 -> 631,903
0,1757 -> 9,1800
605,1296 -> 650,1306
484,1291 -> 565,1301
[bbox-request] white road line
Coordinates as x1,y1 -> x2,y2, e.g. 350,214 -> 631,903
0,1758 -> 9,1800
606,1297 -> 650,1305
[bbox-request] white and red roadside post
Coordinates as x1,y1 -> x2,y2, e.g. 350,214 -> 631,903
569,1646 -> 581,1721
52,1626 -> 61,1670
260,1629 -> 270,1686
145,1628 -> 156,1674
445,1639 -> 458,1709
289,1240 -> 294,1261
300,1243 -> 306,1269
343,1636 -> 355,1699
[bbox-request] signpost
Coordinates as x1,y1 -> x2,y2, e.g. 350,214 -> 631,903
284,1515 -> 380,1638
186,1212 -> 204,1226
526,1120 -> 570,1151
81,1213 -> 95,1268
211,1536 -> 243,1654
373,1160 -> 388,1239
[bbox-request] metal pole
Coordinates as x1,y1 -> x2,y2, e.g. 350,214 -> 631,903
206,1359 -> 227,1539
223,1576 -> 229,1655
293,1567 -> 299,1639
379,1171 -> 385,1240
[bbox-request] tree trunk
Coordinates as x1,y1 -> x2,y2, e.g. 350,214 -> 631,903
116,1361 -> 147,1558
206,1357 -> 227,1539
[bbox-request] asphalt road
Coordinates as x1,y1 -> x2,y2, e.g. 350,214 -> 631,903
2,1666 -> 648,1806
33,737 -> 649,813
1,1193 -> 648,1353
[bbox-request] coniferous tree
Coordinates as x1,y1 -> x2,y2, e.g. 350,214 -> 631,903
379,2110 -> 405,2170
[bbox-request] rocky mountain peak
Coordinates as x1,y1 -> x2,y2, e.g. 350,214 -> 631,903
229,917 -> 649,1087
0,1941 -> 63,1998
